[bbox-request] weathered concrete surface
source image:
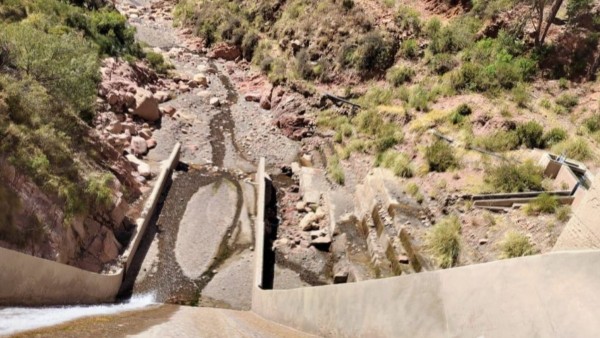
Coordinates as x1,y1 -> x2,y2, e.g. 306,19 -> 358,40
0,247 -> 122,306
202,250 -> 254,310
554,174 -> 600,250
175,181 -> 238,279
252,251 -> 600,337
127,306 -> 315,338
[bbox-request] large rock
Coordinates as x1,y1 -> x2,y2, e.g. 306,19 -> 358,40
133,88 -> 161,122
207,43 -> 242,61
130,136 -> 148,156
192,74 -> 208,87
126,154 -> 151,177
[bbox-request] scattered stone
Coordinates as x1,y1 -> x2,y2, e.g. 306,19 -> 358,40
244,93 -> 261,102
162,105 -> 177,117
153,91 -> 170,103
126,154 -> 152,178
296,201 -> 307,211
130,136 -> 148,156
133,88 -> 161,122
193,74 -> 208,87
311,236 -> 332,250
299,212 -> 319,231
210,97 -> 221,107
479,238 -> 489,245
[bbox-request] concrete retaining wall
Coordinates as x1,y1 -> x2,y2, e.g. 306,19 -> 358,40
253,157 -> 267,295
0,144 -> 181,306
0,247 -> 123,306
122,143 -> 181,272
252,251 -> 600,337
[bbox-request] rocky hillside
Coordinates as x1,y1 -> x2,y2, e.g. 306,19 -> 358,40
174,0 -> 599,270
0,0 -> 173,272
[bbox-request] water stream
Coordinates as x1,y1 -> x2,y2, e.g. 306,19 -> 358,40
0,294 -> 157,336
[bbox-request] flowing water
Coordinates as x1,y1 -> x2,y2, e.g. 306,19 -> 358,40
0,294 -> 157,336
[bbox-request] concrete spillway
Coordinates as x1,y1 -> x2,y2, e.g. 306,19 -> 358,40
0,294 -> 157,336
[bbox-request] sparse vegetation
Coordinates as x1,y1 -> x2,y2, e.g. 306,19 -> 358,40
499,231 -> 537,259
524,193 -> 559,215
516,121 -> 545,149
487,161 -> 544,193
426,215 -> 461,268
552,137 -> 592,161
375,150 -> 413,178
386,66 -> 414,87
327,155 -> 345,185
425,140 -> 458,172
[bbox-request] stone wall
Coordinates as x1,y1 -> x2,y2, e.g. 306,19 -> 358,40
0,247 -> 123,306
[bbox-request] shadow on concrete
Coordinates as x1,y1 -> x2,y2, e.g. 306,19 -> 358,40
261,178 -> 279,290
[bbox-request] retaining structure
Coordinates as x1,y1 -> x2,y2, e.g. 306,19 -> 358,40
122,142 -> 181,272
0,143 -> 181,306
0,247 -> 123,306
250,157 -> 600,337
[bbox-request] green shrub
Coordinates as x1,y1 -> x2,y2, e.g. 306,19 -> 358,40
449,104 -> 471,125
86,173 -> 114,208
145,51 -> 173,74
1,23 -> 99,117
374,124 -> 404,152
487,160 -> 544,192
511,83 -> 529,107
524,193 -> 559,215
499,231 -> 537,259
583,115 -> 600,133
375,150 -> 413,178
400,38 -> 419,58
395,6 -> 421,34
555,93 -> 578,111
425,140 -> 457,172
342,0 -> 355,10
542,127 -> 567,147
552,137 -> 592,161
241,31 -> 259,61
426,215 -> 461,268
406,182 -> 419,196
409,85 -> 430,111
386,66 -> 414,86
556,206 -> 571,222
516,121 -> 544,148
474,130 -> 519,152
428,53 -> 457,74
353,31 -> 397,73
327,155 -> 345,185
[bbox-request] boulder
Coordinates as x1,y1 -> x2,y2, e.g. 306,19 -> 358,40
153,91 -> 170,103
106,121 -> 123,134
210,97 -> 221,107
139,128 -> 153,140
207,43 -> 242,61
244,93 -> 261,102
126,154 -> 152,177
162,105 -> 177,117
299,212 -> 319,231
193,74 -> 208,87
260,96 -> 272,110
133,88 -> 161,122
146,138 -> 157,149
130,136 -> 148,156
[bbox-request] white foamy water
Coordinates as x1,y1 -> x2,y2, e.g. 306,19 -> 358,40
0,293 -> 156,336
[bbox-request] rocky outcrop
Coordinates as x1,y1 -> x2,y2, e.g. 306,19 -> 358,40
207,43 -> 242,61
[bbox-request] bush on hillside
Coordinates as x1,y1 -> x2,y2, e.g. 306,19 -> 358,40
552,137 -> 592,161
426,215 -> 461,268
353,32 -> 397,73
542,127 -> 567,147
386,66 -> 414,86
524,193 -> 559,215
499,231 -> 537,259
516,121 -> 544,148
375,150 -> 413,178
487,160 -> 544,192
425,140 -> 457,172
